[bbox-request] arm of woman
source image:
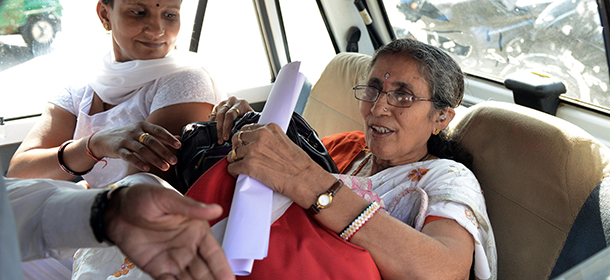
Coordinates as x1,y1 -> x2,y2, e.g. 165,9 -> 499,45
125,66 -> 219,181
227,123 -> 475,280
7,103 -> 81,180
7,102 -> 182,181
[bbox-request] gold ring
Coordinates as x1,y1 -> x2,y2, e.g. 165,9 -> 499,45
231,107 -> 241,116
221,104 -> 230,109
138,133 -> 150,144
229,149 -> 237,162
237,131 -> 244,146
209,112 -> 216,117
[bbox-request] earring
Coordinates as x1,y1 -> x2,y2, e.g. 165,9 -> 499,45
433,129 -> 441,135
103,23 -> 110,31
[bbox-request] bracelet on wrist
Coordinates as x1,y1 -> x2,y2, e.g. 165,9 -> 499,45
57,140 -> 93,176
90,184 -> 127,244
86,131 -> 108,169
339,201 -> 381,241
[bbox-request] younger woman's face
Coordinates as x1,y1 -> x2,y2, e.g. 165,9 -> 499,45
98,0 -> 181,62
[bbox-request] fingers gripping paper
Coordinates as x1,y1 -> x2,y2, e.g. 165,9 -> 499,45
222,62 -> 305,275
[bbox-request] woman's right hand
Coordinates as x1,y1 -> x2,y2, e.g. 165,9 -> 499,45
88,121 -> 181,172
209,96 -> 253,144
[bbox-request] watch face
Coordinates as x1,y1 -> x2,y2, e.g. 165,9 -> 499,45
318,194 -> 331,207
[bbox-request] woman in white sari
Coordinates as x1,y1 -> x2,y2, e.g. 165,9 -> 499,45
213,39 -> 497,279
7,0 -> 223,278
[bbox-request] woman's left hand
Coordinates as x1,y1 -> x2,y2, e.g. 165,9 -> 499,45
226,123 -> 332,208
209,96 -> 254,144
89,121 -> 181,172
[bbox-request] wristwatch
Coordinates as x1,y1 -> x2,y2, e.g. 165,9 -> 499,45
308,179 -> 344,215
90,183 -> 128,244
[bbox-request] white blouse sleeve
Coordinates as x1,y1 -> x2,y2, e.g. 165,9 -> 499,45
48,83 -> 88,116
149,67 -> 220,114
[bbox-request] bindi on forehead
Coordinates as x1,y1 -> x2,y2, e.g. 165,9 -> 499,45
385,73 -> 390,79
156,3 -> 159,6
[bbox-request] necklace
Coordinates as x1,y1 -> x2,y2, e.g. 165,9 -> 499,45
351,150 -> 431,176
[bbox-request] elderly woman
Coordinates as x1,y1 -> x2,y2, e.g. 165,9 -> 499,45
212,39 -> 496,279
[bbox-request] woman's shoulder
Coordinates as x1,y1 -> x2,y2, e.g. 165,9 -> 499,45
159,66 -> 211,82
415,159 -> 482,197
49,82 -> 93,112
426,158 -> 477,180
153,66 -> 215,97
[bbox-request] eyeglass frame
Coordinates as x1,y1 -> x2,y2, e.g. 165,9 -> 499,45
352,85 -> 436,108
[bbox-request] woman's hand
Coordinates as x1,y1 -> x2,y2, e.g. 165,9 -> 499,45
209,96 -> 254,144
225,123 -> 334,209
88,121 -> 181,172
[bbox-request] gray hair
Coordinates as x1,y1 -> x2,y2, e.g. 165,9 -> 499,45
369,38 -> 464,109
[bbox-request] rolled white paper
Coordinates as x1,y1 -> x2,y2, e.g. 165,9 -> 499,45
222,61 -> 305,275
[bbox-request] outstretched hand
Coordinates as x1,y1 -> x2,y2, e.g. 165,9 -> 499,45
209,96 -> 254,144
105,173 -> 234,280
88,121 -> 181,172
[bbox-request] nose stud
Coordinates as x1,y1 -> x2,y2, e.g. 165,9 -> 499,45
383,108 -> 388,112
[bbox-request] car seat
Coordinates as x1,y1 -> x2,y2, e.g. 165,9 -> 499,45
302,52 -> 369,138
449,101 -> 610,279
303,52 -> 610,279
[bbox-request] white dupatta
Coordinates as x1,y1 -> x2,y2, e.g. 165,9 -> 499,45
89,51 -> 207,105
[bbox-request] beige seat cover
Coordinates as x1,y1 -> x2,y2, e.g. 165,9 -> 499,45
449,101 -> 610,279
303,52 -> 370,138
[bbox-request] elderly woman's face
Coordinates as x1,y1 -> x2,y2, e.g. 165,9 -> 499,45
99,0 -> 181,62
360,54 -> 437,165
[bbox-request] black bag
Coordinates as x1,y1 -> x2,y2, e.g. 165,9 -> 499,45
174,111 -> 339,194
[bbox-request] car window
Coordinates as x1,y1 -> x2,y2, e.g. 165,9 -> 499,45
384,0 -> 610,111
193,0 -> 270,94
0,0 -> 267,120
279,0 -> 336,83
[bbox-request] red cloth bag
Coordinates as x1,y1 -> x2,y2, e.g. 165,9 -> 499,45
185,158 -> 382,279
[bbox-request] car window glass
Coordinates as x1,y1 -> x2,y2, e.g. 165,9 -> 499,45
279,0 -> 336,83
193,0 -> 270,93
384,0 -> 610,111
0,0 -> 201,120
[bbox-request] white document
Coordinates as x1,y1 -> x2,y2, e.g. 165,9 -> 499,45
222,61 -> 305,275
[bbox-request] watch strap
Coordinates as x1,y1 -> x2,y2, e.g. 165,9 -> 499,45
90,183 -> 127,244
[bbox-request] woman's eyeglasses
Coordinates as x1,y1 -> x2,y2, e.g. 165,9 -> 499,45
353,85 -> 435,108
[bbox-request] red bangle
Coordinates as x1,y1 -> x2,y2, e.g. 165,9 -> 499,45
58,140 -> 93,176
86,131 -> 107,169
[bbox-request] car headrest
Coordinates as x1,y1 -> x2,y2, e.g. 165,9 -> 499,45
303,52 -> 371,138
449,101 -> 610,279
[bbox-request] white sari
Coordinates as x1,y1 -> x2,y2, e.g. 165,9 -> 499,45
336,158 -> 497,280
